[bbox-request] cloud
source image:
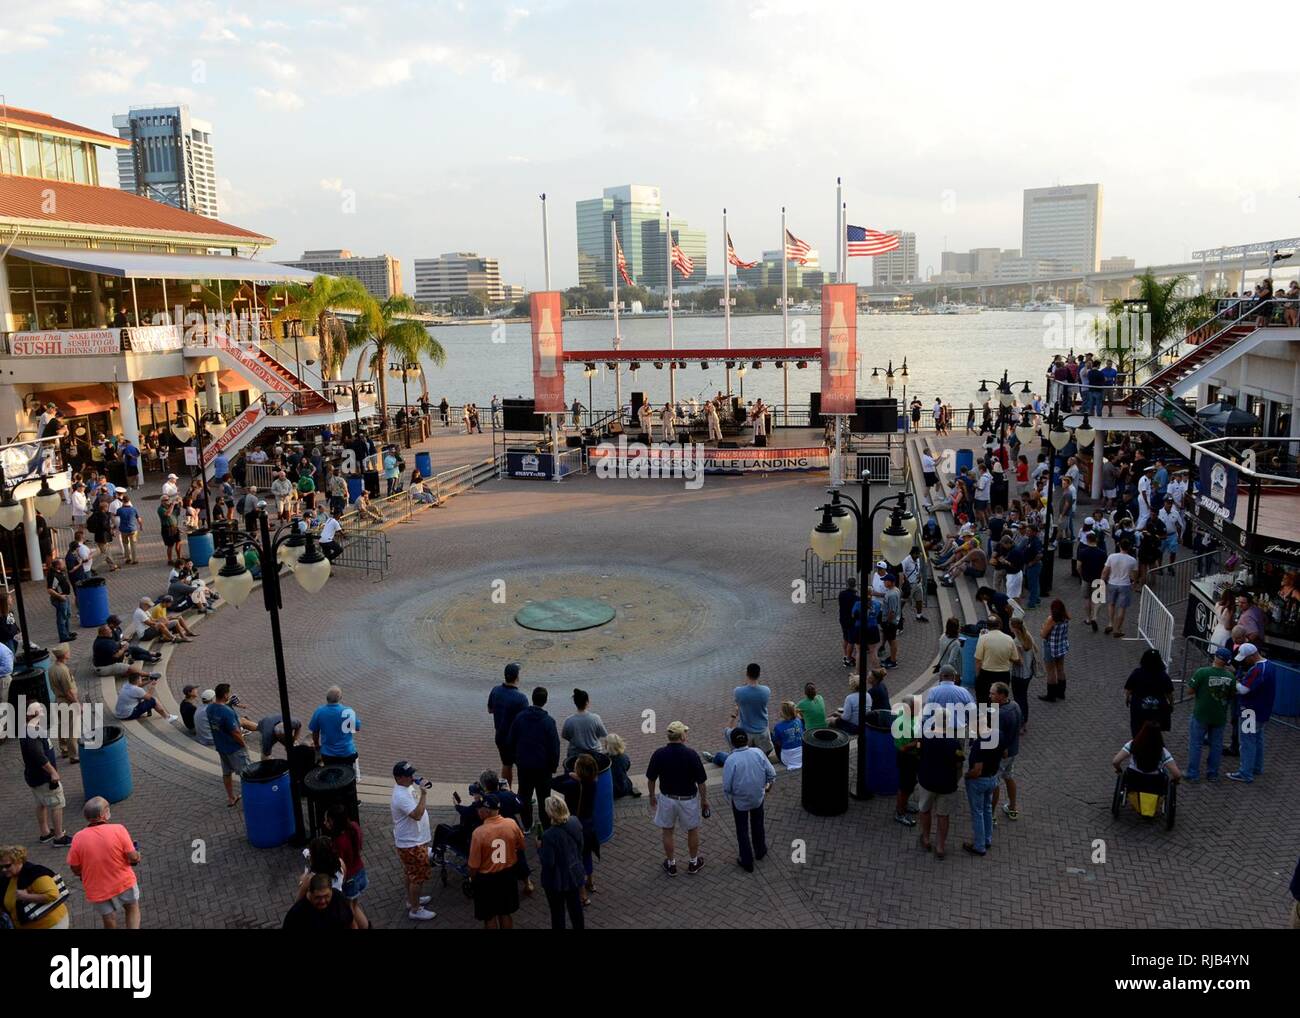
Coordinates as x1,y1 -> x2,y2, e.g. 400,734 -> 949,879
253,87 -> 304,111
505,7 -> 530,30
0,22 -> 62,53
78,48 -> 150,92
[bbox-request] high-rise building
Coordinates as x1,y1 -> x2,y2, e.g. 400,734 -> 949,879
414,253 -> 504,304
941,251 -> 972,275
871,231 -> 918,286
279,249 -> 403,299
575,185 -> 707,289
736,249 -> 827,289
1022,184 -> 1102,273
112,105 -> 219,218
1100,256 -> 1135,272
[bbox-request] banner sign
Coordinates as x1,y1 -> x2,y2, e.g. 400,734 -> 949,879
1197,455 -> 1238,520
8,329 -> 120,356
0,438 -> 58,482
589,442 -> 828,475
201,405 -> 265,468
125,325 -> 183,353
530,292 -> 565,413
212,333 -> 297,395
819,283 -> 857,415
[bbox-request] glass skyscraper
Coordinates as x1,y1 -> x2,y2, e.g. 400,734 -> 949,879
575,185 -> 706,289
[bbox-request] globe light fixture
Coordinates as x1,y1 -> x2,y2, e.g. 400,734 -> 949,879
1015,419 -> 1037,446
1074,416 -> 1096,447
0,495 -> 23,531
213,548 -> 255,608
278,528 -> 306,570
171,416 -> 193,444
1049,422 -> 1072,450
810,507 -> 844,560
879,510 -> 914,566
293,536 -> 331,594
828,492 -> 855,550
205,414 -> 228,440
34,479 -> 63,517
897,506 -> 920,540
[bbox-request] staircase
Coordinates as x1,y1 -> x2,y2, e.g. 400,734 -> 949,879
187,333 -> 336,413
1142,322 -> 1258,392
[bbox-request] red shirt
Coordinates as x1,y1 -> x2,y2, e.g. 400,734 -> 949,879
331,821 -> 365,879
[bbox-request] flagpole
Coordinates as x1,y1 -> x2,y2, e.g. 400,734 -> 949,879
834,180 -> 844,487
667,211 -> 676,409
841,201 -> 848,283
781,206 -> 789,428
611,215 -> 622,423
723,207 -> 732,399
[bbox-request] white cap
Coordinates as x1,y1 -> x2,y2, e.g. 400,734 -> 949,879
1233,643 -> 1259,662
1084,517 -> 1096,526
875,560 -> 888,569
167,473 -> 178,479
200,688 -> 217,703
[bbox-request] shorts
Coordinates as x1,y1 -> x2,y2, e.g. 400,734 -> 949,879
1103,488 -> 1118,500
218,747 -> 249,777
923,471 -> 939,488
1000,755 -> 1018,781
744,728 -> 774,755
1161,535 -> 1178,554
864,625 -> 881,647
342,867 -> 368,900
32,782 -> 67,809
1005,571 -> 1023,599
396,843 -> 431,884
881,621 -> 899,642
472,869 -> 520,921
91,882 -> 140,916
897,751 -> 919,795
974,499 -> 989,512
652,793 -> 701,831
1107,584 -> 1133,609
495,739 -> 516,768
917,786 -> 954,816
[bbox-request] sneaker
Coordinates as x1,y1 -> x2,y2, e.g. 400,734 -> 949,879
147,671 -> 162,680
52,834 -> 72,847
702,752 -> 714,763
662,860 -> 678,877
894,813 -> 917,827
38,832 -> 55,843
407,907 -> 436,921
1223,747 -> 1240,758
1001,804 -> 1019,820
884,659 -> 898,670
916,614 -> 929,622
687,857 -> 705,875
418,895 -> 432,906
842,656 -> 852,667
1225,772 -> 1252,783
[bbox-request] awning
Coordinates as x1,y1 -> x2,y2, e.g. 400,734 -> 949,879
9,246 -> 322,284
133,377 -> 196,406
217,369 -> 254,393
43,386 -> 117,417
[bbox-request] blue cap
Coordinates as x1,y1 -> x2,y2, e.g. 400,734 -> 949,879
1213,645 -> 1233,661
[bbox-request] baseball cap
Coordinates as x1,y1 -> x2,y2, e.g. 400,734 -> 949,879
1233,643 -> 1258,662
1213,646 -> 1234,661
182,684 -> 197,695
392,760 -> 417,778
482,793 -> 501,810
875,560 -> 888,569
1084,517 -> 1096,526
200,689 -> 216,703
666,721 -> 690,738
167,473 -> 178,479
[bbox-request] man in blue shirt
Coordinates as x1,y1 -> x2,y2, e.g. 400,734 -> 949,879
487,662 -> 529,784
838,578 -> 859,668
505,686 -> 560,831
208,683 -> 251,807
309,685 -> 361,776
114,494 -> 141,564
721,729 -> 775,873
212,451 -> 230,481
732,663 -> 772,755
1228,645 -> 1276,784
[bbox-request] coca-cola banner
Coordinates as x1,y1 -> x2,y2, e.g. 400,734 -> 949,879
820,283 -> 857,415
530,291 -> 565,413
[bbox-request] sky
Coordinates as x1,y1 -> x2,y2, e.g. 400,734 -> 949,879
3,0 -> 1297,291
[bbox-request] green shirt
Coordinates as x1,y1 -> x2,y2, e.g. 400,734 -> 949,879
297,475 -> 315,494
894,713 -> 923,752
1186,665 -> 1235,728
796,695 -> 827,732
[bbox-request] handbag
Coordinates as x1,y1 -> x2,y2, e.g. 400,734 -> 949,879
17,872 -> 69,925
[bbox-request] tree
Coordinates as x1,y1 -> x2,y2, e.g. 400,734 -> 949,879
1098,271 -> 1217,379
267,275 -> 379,381
347,294 -> 448,420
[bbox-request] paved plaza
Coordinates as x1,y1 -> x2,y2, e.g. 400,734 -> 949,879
2,428 -> 1297,929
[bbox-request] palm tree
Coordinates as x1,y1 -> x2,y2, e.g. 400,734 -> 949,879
267,275 -> 378,382
1097,271 -> 1217,381
346,294 -> 447,422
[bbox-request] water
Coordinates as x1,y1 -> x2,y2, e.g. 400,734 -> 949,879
350,310 -> 1066,412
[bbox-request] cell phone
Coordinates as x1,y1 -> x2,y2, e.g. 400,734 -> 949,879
452,792 -> 461,804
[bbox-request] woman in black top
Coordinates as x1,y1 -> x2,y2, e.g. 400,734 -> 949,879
1124,648 -> 1174,737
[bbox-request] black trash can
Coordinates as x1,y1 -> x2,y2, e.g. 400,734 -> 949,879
363,469 -> 380,498
801,727 -> 850,816
303,763 -> 359,839
6,666 -> 50,713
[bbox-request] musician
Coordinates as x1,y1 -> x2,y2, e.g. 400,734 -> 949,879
637,401 -> 653,438
751,399 -> 768,446
705,401 -> 722,443
660,401 -> 676,441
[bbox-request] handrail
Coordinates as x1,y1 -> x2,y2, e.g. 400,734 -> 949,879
1051,379 -> 1219,445
1132,297 -> 1299,384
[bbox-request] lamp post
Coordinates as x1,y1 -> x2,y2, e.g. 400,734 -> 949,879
737,363 -> 747,402
811,472 -> 916,801
0,465 -> 64,666
211,509 -> 332,847
869,358 -> 910,428
583,364 -> 597,430
389,362 -> 417,449
282,319 -> 303,383
170,408 -> 228,525
975,370 -> 1033,468
1036,402 -> 1091,596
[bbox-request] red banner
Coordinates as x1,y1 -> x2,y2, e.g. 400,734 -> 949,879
530,291 -> 565,413
202,405 -> 265,467
820,283 -> 857,415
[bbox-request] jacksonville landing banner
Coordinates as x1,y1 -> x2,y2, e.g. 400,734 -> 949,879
530,291 -> 565,413
589,438 -> 829,476
820,283 -> 857,415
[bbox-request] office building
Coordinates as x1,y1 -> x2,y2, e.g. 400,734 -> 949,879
280,249 -> 403,299
575,185 -> 707,289
1101,255 -> 1135,272
871,231 -> 918,286
941,251 -> 972,275
1022,184 -> 1103,273
112,104 -> 220,219
414,252 -> 504,304
736,249 -> 827,289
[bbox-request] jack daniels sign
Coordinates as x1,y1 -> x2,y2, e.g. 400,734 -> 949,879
1194,500 -> 1300,564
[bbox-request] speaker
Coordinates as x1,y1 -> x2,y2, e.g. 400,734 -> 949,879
754,434 -> 768,448
502,398 -> 538,431
855,397 -> 897,433
630,391 -> 647,424
718,440 -> 739,449
810,391 -> 823,428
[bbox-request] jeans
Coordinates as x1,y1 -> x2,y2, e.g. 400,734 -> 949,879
125,697 -> 158,719
966,775 -> 997,850
1024,562 -> 1042,608
732,804 -> 767,869
1011,675 -> 1030,728
1185,717 -> 1223,779
55,599 -> 73,641
1228,696 -> 1241,752
545,888 -> 584,930
517,767 -> 553,830
1238,726 -> 1264,779
1062,508 -> 1076,541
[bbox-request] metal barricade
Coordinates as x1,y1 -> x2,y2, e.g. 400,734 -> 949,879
244,463 -> 278,490
328,530 -> 390,580
1143,550 -> 1220,611
803,548 -> 858,612
1138,585 -> 1175,666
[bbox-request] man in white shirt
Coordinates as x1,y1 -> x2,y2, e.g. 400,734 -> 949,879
161,473 -> 180,499
319,512 -> 344,561
69,483 -> 89,527
920,449 -> 940,505
973,466 -> 992,526
1157,496 -> 1183,565
1058,475 -> 1078,540
1101,537 -> 1139,638
1166,471 -> 1189,510
390,761 -> 435,921
1136,467 -> 1155,527
900,548 -> 928,622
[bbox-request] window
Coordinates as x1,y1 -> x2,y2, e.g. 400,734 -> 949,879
20,133 -> 39,177
1,133 -> 18,175
71,143 -> 90,184
39,134 -> 59,178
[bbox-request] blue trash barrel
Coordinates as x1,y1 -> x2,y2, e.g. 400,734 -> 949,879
865,709 -> 899,795
1273,663 -> 1300,717
955,448 -> 974,476
415,451 -> 432,478
74,576 -> 110,629
960,623 -> 983,688
346,476 -> 364,503
80,724 -> 132,803
241,759 -> 295,848
594,759 -> 614,844
187,528 -> 215,567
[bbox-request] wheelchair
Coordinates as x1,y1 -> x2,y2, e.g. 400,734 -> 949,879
1110,767 -> 1177,830
430,826 -> 474,899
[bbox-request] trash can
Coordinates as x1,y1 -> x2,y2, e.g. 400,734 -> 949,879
1274,662 -> 1300,717
346,476 -> 364,503
6,666 -> 50,713
594,755 -> 614,844
801,727 -> 850,816
865,709 -> 899,796
415,451 -> 432,479
960,623 -> 984,688
15,649 -> 52,704
241,759 -> 295,849
75,576 -> 110,628
303,763 -> 359,839
187,527 -> 215,568
363,470 -> 380,498
80,724 -> 132,803
955,448 -> 974,476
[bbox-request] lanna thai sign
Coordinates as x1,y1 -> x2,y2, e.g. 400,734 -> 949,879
8,329 -> 120,356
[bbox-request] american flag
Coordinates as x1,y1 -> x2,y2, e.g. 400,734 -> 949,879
615,234 -> 632,286
846,225 -> 900,257
785,228 -> 812,265
727,233 -> 757,269
671,242 -> 694,278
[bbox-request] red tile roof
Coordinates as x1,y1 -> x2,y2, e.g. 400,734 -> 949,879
0,105 -> 129,148
0,174 -> 273,244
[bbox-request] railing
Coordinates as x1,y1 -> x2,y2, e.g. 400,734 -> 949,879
1051,380 -> 1220,447
244,462 -> 279,490
803,547 -> 858,612
1132,297 -> 1299,385
1144,549 -> 1222,611
327,529 -> 390,580
1138,584 -> 1175,665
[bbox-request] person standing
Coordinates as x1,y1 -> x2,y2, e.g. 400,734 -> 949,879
974,616 -> 1019,704
561,688 -> 607,768
838,577 -> 859,668
646,721 -> 710,876
20,704 -> 71,846
880,574 -> 903,669
467,793 -> 527,929
721,729 -> 775,873
1228,643 -> 1276,784
206,683 -> 250,806
1075,531 -> 1107,632
46,556 -> 75,643
390,761 -> 436,921
488,662 -> 529,784
67,797 -> 141,929
1102,537 -> 1138,638
962,711 -> 1002,858
731,663 -> 773,755
900,547 -> 928,622
1007,618 -> 1038,734
537,795 -> 586,930
990,682 -> 1022,821
47,646 -> 80,763
1185,646 -> 1236,782
309,686 -> 361,778
1038,599 -> 1071,701
916,719 -> 961,860
506,686 -> 561,830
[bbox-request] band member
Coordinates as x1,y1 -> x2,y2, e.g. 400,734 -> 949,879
751,399 -> 768,446
637,401 -> 653,437
706,401 -> 722,442
660,401 -> 676,441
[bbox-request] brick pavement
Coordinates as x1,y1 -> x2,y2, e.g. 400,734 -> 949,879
1,438 -> 1296,929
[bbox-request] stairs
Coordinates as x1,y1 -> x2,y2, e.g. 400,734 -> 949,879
189,335 -> 336,413
1144,322 -> 1257,392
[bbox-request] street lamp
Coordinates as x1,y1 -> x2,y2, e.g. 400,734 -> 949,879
211,509 -> 332,845
388,361 -> 418,448
976,370 -> 1033,467
171,407 -> 228,525
810,470 -> 911,801
1039,402 -> 1073,596
0,465 -> 64,669
282,319 -> 304,383
583,363 -> 598,430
